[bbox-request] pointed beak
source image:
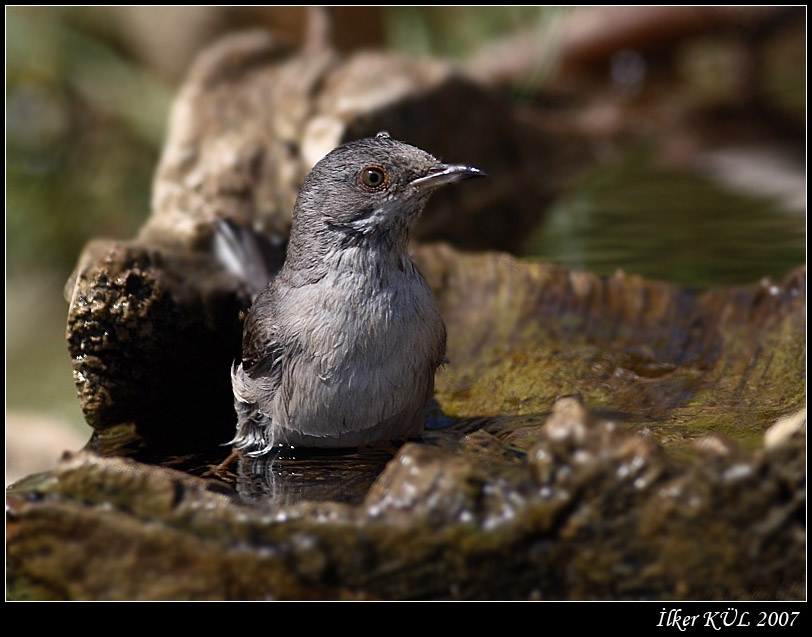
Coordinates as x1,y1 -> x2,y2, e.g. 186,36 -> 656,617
411,163 -> 486,192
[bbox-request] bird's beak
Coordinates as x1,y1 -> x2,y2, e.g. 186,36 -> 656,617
411,163 -> 486,192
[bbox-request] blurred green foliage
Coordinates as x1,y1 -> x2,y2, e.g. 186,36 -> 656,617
7,7 -> 171,277
384,6 -> 564,59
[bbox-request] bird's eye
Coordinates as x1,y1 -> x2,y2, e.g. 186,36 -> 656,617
360,166 -> 388,191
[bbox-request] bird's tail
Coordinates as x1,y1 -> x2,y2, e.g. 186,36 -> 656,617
229,361 -> 277,456
213,217 -> 285,299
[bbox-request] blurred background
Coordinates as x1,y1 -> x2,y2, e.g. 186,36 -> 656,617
5,7 -> 806,483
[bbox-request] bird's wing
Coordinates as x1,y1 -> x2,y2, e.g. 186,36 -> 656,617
230,284 -> 287,454
240,283 -> 282,368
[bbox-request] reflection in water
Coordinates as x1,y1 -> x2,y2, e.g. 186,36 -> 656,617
235,445 -> 397,507
524,149 -> 806,289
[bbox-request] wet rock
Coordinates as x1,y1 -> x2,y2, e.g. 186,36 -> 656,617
65,238 -> 256,454
7,396 -> 804,600
415,245 -> 805,453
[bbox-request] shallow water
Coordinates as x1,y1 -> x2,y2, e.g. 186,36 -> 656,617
235,445 -> 396,506
523,149 -> 806,290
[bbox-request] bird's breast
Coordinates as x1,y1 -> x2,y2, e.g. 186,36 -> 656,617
270,253 -> 446,437
284,262 -> 444,370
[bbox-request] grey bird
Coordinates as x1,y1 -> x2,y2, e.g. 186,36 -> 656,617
230,132 -> 483,455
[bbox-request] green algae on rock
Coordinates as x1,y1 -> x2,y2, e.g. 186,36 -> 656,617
415,245 -> 805,454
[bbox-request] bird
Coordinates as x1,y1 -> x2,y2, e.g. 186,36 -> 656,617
229,132 -> 484,455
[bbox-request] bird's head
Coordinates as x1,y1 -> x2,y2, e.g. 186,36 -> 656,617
289,132 -> 484,254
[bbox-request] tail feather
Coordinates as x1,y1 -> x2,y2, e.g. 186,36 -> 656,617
213,217 -> 283,298
230,361 -> 276,455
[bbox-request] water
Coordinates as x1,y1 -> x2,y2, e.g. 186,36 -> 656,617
523,148 -> 806,290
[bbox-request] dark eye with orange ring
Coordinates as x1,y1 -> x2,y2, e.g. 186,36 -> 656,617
359,166 -> 388,190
